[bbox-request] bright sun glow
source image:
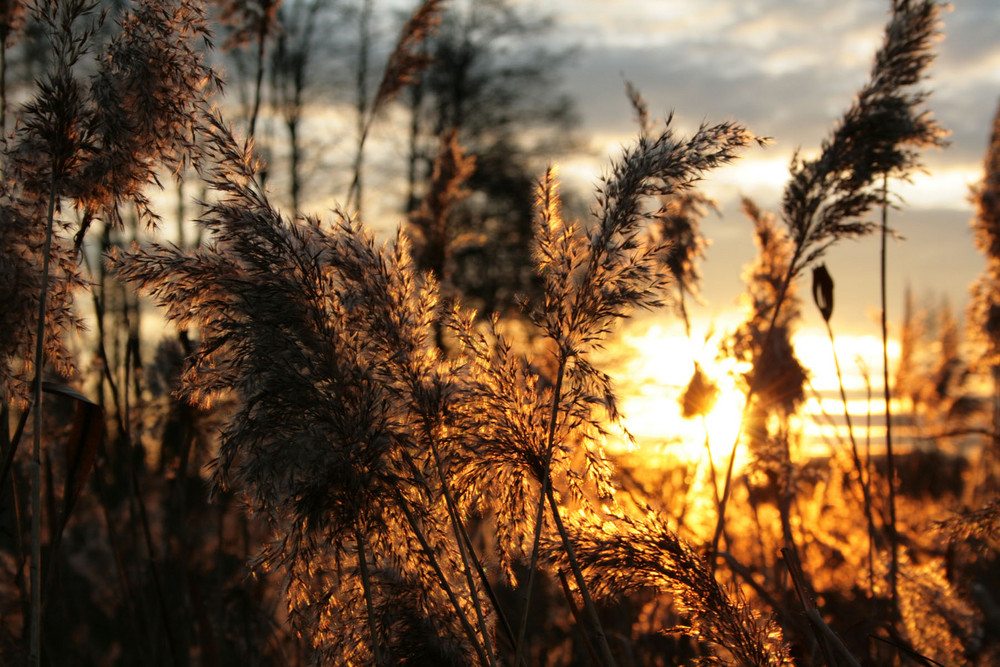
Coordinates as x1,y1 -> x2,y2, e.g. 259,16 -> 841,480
601,318 -> 894,467
601,320 -> 750,469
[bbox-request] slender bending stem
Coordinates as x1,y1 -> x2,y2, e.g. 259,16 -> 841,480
355,523 -> 383,667
823,319 -> 878,597
346,0 -> 372,215
514,360 -> 566,664
515,359 -> 616,666
545,483 -> 617,667
394,492 -> 491,666
402,447 -> 515,658
425,437 -> 498,666
247,17 -> 267,141
880,174 -> 899,614
28,171 -> 58,667
701,418 -> 722,516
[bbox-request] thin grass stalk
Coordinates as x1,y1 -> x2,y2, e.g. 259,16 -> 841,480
822,317 -> 878,599
544,482 -> 617,666
710,243 -> 801,562
879,174 -> 899,613
454,512 -> 518,658
515,349 -> 616,666
0,400 -> 29,503
401,446 -> 517,656
556,569 -> 601,665
425,436 -> 498,666
860,360 -> 877,611
355,522 -> 384,667
514,358 -> 566,665
700,417 -> 722,514
28,170 -> 59,667
512,463 -> 547,660
781,547 -> 861,667
346,0 -> 373,215
393,490 -> 492,666
868,634 -> 948,667
777,434 -> 800,560
247,15 -> 267,140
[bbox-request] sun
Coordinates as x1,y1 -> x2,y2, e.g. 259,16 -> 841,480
697,362 -> 749,469
600,320 -> 751,470
602,319 -> 896,468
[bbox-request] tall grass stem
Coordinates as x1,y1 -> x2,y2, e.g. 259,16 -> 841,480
28,171 -> 59,667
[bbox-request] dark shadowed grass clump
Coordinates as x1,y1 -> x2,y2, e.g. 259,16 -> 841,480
0,0 -> 217,405
114,113 -> 492,665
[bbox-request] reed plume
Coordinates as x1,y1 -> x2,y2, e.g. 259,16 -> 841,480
712,0 -> 947,577
779,0 -> 946,280
0,0 -> 217,405
549,509 -> 791,666
450,115 -> 759,665
113,112 -> 492,664
625,85 -> 720,339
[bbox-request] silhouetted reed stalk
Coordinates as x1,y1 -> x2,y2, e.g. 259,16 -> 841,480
812,264 -> 878,597
506,115 -> 756,665
346,0 -> 444,213
27,167 -> 57,667
355,522 -> 384,667
392,487 -> 492,665
512,346 -> 562,659
423,434 -> 498,666
710,0 -> 946,573
217,0 -> 279,141
878,174 -> 903,609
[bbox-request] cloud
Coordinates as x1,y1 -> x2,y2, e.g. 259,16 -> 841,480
556,0 -> 999,170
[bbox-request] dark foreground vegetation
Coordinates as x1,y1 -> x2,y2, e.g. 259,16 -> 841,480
1,0 -> 998,664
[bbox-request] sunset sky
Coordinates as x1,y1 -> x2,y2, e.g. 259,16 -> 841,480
540,0 -> 999,339
504,0 -> 1000,452
324,0 -> 997,449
